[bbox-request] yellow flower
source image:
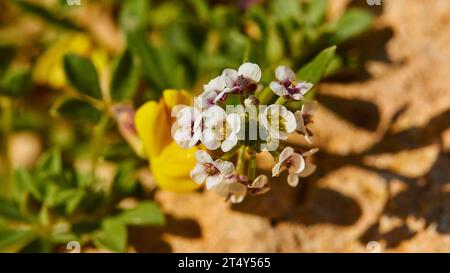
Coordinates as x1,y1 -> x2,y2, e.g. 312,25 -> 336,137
135,90 -> 200,192
34,33 -> 108,88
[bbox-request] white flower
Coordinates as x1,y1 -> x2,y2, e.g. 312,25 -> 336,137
171,106 -> 202,148
195,76 -> 227,109
195,90 -> 219,110
221,113 -> 241,152
248,175 -> 270,195
271,146 -> 306,187
291,148 -> 318,185
190,150 -> 235,189
259,104 -> 296,140
272,147 -> 318,187
204,76 -> 226,93
295,101 -> 318,144
270,66 -> 313,101
201,106 -> 227,150
215,63 -> 262,103
213,179 -> 248,204
201,106 -> 242,152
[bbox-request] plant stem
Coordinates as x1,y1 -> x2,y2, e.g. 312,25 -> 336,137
90,112 -> 110,177
0,96 -> 13,199
235,146 -> 246,175
275,97 -> 285,105
247,150 -> 256,181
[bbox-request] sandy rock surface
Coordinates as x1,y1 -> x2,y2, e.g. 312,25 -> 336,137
133,0 -> 450,252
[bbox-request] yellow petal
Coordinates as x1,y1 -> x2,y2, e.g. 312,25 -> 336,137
33,34 -> 92,88
151,142 -> 200,192
135,100 -> 171,158
162,89 -> 192,109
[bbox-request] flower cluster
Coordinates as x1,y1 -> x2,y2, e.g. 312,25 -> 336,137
171,63 -> 318,203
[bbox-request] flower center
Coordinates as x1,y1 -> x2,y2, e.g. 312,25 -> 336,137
284,156 -> 295,168
283,80 -> 300,95
205,163 -> 220,176
235,76 -> 257,94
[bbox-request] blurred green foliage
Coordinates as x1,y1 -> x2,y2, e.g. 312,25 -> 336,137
0,0 -> 376,252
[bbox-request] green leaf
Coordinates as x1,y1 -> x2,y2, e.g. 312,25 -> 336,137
0,199 -> 28,222
110,50 -> 139,102
1,69 -> 32,97
119,0 -> 150,33
93,218 -> 127,253
0,45 -> 15,77
112,162 -> 140,198
54,98 -> 101,123
11,0 -> 82,31
286,46 -> 336,110
126,31 -> 165,93
117,201 -> 165,226
63,54 -> 102,99
14,168 -> 42,202
296,45 -> 337,84
331,8 -> 375,44
37,148 -> 62,177
307,0 -> 328,26
272,0 -> 302,21
0,228 -> 35,252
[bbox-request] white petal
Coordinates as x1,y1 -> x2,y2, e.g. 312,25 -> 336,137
171,104 -> 188,118
288,153 -> 306,174
272,162 -> 286,177
287,173 -> 299,187
258,113 -> 269,131
201,129 -> 222,150
284,109 -> 297,133
190,164 -> 207,184
205,175 -> 224,190
221,136 -> 237,152
214,88 -> 234,103
226,113 -> 241,133
290,93 -> 304,101
228,183 -> 247,203
302,148 -> 319,157
279,146 -> 294,164
299,162 -> 316,177
176,107 -> 194,125
203,106 -> 226,127
173,128 -> 194,148
189,129 -> 202,147
230,192 -> 246,203
298,82 -> 313,95
238,63 -> 261,83
270,81 -> 288,97
250,175 -> 268,188
196,91 -> 218,109
195,150 -> 213,163
204,76 -> 225,93
275,65 -> 295,82
214,159 -> 235,177
221,69 -> 239,88
295,110 -> 306,132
